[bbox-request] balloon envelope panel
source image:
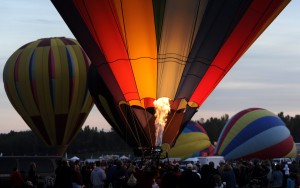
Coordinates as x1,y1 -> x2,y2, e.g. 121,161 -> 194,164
215,108 -> 296,160
3,37 -> 93,155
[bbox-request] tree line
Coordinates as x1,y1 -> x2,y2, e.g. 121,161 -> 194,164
0,112 -> 299,158
0,126 -> 133,158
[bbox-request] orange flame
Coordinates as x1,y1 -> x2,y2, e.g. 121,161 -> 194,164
153,97 -> 170,146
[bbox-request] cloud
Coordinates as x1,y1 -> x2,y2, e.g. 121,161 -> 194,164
218,81 -> 300,90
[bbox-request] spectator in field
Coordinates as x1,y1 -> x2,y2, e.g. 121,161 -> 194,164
200,164 -> 215,188
178,163 -> 201,188
248,161 -> 269,188
160,165 -> 178,188
111,160 -> 127,188
283,163 -> 290,187
288,161 -> 298,174
71,161 -> 83,188
81,163 -> 92,188
235,163 -> 249,188
10,167 -> 24,188
54,159 -> 73,188
90,160 -> 107,188
28,162 -> 38,188
286,172 -> 297,188
222,163 -> 237,188
271,164 -> 283,188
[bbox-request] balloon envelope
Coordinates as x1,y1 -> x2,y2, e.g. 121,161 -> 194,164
168,121 -> 214,159
52,0 -> 290,148
215,108 -> 296,160
3,37 -> 93,155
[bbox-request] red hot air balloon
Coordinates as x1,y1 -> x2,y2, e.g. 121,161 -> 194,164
52,0 -> 290,150
3,37 -> 93,155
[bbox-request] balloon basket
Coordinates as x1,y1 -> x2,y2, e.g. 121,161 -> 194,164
135,146 -> 163,164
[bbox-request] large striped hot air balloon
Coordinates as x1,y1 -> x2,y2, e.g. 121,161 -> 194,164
52,0 -> 290,150
3,37 -> 93,155
215,108 -> 296,160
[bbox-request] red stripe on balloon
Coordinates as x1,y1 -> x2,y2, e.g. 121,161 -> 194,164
239,136 -> 294,159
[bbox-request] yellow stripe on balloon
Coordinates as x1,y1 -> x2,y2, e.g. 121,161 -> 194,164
50,38 -> 63,114
55,38 -> 70,114
175,132 -> 209,146
157,0 -> 207,99
168,140 -> 211,158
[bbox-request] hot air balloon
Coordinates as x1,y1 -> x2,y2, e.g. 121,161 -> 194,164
3,37 -> 93,155
214,108 -> 296,160
167,121 -> 214,159
51,0 -> 290,150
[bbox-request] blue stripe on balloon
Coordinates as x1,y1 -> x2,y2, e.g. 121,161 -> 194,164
224,126 -> 290,160
66,48 -> 75,79
221,116 -> 285,156
182,121 -> 199,133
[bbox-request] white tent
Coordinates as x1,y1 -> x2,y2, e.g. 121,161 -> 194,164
120,155 -> 129,160
69,156 -> 80,161
184,157 -> 198,162
84,159 -> 99,163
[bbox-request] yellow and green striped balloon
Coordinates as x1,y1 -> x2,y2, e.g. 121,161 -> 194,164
3,37 -> 93,155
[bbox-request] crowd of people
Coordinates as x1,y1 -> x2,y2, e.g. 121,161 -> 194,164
10,162 -> 40,188
9,157 -> 300,188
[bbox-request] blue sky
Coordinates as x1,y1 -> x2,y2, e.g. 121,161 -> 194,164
0,0 -> 299,133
